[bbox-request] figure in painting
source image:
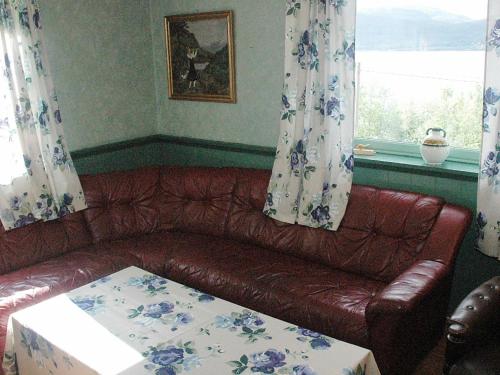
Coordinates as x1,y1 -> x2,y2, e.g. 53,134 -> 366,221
184,48 -> 199,89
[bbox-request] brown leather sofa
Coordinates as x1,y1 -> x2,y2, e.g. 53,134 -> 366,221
445,276 -> 500,375
0,167 -> 472,375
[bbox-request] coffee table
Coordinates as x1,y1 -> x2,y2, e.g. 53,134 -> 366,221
2,266 -> 380,375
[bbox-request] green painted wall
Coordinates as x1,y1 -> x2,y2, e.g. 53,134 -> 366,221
40,0 -> 157,151
73,141 -> 164,175
150,0 -> 284,146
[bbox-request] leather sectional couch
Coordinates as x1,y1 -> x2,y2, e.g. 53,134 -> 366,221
0,166 -> 471,374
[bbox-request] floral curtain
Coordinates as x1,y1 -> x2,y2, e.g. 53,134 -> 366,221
0,0 -> 86,230
264,0 -> 356,231
477,2 -> 500,260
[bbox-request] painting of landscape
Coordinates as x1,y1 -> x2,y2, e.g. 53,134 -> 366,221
165,11 -> 235,103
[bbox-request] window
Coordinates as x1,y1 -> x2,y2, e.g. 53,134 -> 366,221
355,0 -> 488,153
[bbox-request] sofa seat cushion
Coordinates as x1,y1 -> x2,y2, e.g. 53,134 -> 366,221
0,249 -> 135,359
162,233 -> 386,347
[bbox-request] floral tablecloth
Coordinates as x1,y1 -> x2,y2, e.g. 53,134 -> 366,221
2,266 -> 380,375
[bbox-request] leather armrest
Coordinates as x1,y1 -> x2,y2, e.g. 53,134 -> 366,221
367,260 -> 449,316
366,259 -> 451,374
418,204 -> 472,264
447,276 -> 500,344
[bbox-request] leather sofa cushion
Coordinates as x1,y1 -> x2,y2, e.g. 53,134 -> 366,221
0,248 -> 134,359
81,167 -> 160,243
156,167 -> 237,237
0,211 -> 92,275
94,231 -> 186,275
162,232 -> 386,347
340,187 -> 444,281
227,169 -> 445,282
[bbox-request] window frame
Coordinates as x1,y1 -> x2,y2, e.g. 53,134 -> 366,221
353,2 -> 487,165
353,137 -> 480,165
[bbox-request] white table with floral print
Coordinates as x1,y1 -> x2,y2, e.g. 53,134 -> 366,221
2,266 -> 380,375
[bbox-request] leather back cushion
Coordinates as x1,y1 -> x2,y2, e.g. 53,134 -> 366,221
226,169 -> 445,282
0,212 -> 92,275
80,167 -> 160,243
156,167 -> 237,237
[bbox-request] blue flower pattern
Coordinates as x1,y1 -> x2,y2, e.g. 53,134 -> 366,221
143,342 -> 205,375
310,205 -> 330,226
250,349 -> 286,373
4,268 -> 378,375
0,0 -> 87,231
214,310 -> 271,343
285,326 -> 333,350
229,348 -> 317,375
294,29 -> 319,71
144,302 -> 175,318
184,287 -> 215,303
18,326 -> 73,371
70,295 -> 106,315
128,301 -> 195,332
483,87 -> 500,132
128,274 -> 169,296
477,9 -> 500,260
488,19 -> 500,56
264,0 -> 355,232
343,153 -> 354,173
481,151 -> 500,186
477,211 -> 488,240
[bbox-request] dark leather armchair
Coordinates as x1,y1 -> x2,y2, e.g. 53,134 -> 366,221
444,276 -> 500,375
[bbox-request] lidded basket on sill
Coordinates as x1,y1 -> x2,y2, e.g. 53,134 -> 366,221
420,128 -> 450,166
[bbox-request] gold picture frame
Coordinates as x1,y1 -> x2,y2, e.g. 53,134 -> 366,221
164,10 -> 236,103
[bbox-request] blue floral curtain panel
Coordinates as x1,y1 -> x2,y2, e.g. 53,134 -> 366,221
477,1 -> 500,260
264,0 -> 356,230
0,0 -> 86,230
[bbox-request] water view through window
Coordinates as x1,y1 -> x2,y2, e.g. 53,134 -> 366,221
355,0 -> 488,149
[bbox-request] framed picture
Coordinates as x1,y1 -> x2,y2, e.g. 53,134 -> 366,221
164,10 -> 236,103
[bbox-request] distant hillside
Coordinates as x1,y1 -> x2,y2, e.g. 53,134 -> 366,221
356,8 -> 486,51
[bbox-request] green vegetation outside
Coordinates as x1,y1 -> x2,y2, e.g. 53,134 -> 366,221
356,84 -> 483,149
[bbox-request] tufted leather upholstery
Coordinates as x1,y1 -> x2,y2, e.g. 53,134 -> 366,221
80,167 -> 161,243
156,167 -> 238,237
162,231 -> 386,348
0,166 -> 472,375
0,211 -> 91,275
227,169 -> 447,283
445,276 -> 500,375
